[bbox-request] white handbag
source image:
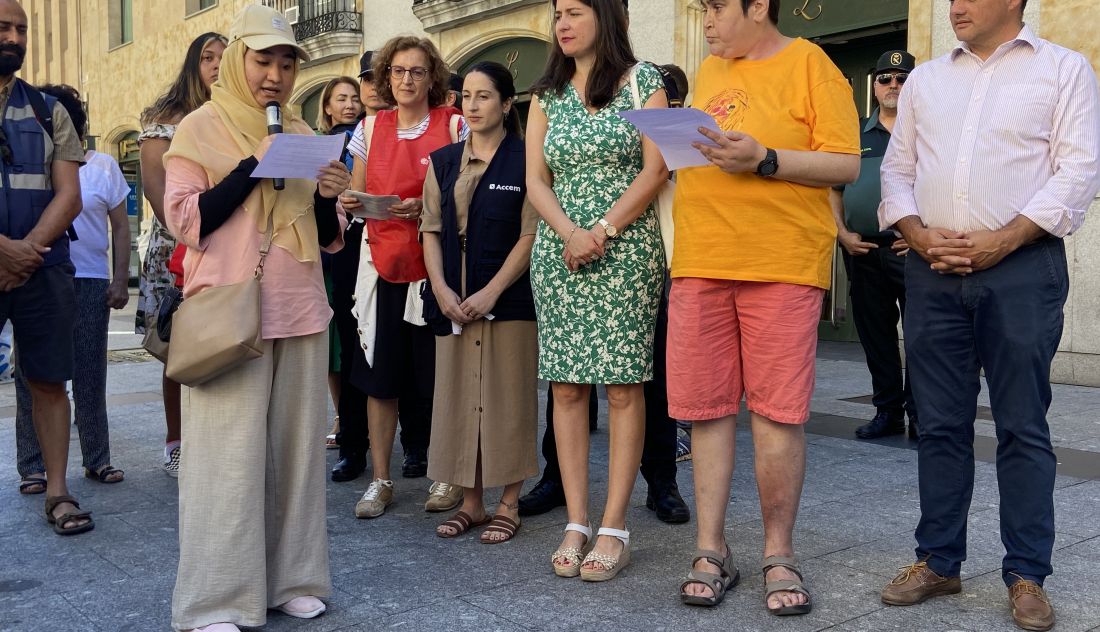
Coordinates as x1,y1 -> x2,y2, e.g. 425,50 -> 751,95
629,62 -> 676,270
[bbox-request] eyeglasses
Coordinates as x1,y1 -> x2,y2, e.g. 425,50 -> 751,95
876,72 -> 908,86
0,128 -> 11,166
388,66 -> 428,82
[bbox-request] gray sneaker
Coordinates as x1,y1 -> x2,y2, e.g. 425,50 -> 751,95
355,478 -> 394,518
164,445 -> 181,478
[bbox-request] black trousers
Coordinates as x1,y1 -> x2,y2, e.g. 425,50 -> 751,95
332,221 -> 370,461
844,239 -> 915,417
539,277 -> 677,488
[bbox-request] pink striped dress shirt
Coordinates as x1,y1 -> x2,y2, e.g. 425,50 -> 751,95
878,25 -> 1100,237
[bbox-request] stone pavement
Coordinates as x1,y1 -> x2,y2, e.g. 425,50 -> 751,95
1,295 -> 1099,631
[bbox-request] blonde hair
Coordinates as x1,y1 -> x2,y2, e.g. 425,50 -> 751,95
315,76 -> 360,133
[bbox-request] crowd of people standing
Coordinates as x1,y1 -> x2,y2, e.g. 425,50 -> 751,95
3,0 -> 1098,631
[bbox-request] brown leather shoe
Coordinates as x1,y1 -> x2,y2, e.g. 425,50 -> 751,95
881,561 -> 962,605
1009,578 -> 1055,631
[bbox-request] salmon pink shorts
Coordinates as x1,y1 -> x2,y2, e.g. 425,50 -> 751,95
667,278 -> 825,424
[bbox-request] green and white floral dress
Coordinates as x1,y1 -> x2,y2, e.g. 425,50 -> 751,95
530,64 -> 665,384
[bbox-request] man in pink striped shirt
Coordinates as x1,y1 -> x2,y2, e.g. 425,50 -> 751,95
876,1 -> 1100,630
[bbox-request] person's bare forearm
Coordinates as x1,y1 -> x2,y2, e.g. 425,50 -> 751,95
109,204 -> 132,282
775,149 -> 860,188
26,162 -> 82,247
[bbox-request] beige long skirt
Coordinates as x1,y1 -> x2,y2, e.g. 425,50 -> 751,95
426,318 -> 539,488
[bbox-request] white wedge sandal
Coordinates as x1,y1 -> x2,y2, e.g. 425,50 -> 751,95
551,522 -> 592,578
580,527 -> 631,582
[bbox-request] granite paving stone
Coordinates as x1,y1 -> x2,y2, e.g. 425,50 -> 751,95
1,317 -> 1098,631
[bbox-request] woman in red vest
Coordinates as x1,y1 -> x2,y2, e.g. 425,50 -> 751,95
340,36 -> 466,519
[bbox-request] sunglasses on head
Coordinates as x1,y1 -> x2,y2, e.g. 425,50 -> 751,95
876,72 -> 908,85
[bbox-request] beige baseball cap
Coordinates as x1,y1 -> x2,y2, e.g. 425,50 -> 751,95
228,4 -> 311,62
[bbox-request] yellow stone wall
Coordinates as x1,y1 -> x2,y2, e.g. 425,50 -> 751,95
21,0 -> 359,158
432,4 -> 551,67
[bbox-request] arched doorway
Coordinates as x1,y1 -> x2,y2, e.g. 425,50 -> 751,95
454,37 -> 550,127
298,84 -> 326,131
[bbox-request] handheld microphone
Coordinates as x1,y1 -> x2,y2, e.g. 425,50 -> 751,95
265,101 -> 284,191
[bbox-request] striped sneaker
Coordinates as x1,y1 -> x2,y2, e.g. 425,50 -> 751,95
164,445 -> 181,478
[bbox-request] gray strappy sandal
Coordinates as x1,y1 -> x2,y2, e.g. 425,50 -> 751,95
680,546 -> 740,607
762,555 -> 813,615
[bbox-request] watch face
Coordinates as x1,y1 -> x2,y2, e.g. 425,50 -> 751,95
759,162 -> 778,176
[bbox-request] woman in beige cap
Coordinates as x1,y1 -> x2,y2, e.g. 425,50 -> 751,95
161,5 -> 350,631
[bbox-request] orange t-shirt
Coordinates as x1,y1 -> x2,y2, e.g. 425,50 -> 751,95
672,38 -> 860,289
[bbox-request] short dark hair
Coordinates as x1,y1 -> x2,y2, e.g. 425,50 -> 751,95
741,0 -> 780,25
38,84 -> 87,141
1021,0 -> 1028,10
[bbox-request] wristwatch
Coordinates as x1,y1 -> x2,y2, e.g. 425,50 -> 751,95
597,218 -> 619,238
755,148 -> 779,177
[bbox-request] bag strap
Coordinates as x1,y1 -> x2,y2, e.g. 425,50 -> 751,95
22,81 -> 55,140
449,114 -> 462,143
628,62 -> 644,110
255,214 -> 275,281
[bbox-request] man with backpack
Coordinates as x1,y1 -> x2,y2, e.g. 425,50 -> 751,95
0,0 -> 91,534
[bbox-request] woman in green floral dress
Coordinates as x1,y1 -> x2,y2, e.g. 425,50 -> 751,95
526,0 -> 668,583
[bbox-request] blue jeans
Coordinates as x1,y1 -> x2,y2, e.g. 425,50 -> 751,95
904,238 -> 1067,587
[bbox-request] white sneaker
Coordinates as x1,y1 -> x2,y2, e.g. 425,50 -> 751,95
275,595 -> 326,619
164,445 -> 181,478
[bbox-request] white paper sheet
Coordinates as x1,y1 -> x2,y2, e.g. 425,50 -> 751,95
250,133 -> 345,180
342,190 -> 403,220
618,108 -> 722,171
451,313 -> 494,335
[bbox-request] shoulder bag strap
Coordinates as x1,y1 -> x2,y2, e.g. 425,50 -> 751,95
255,214 -> 275,280
628,62 -> 644,110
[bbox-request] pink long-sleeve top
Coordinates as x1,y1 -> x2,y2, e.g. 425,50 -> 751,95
164,157 -> 346,340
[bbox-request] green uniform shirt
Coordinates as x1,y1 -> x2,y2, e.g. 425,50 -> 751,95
839,108 -> 893,237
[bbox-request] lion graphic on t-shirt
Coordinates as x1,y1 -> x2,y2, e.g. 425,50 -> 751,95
702,89 -> 750,131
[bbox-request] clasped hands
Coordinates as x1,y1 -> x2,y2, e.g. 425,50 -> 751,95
562,224 -> 608,273
0,236 -> 48,291
434,284 -> 499,324
908,226 -> 1013,275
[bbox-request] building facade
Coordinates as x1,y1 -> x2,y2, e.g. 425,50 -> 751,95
18,0 -> 1100,385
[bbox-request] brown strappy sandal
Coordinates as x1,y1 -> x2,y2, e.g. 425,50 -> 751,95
45,494 -> 95,536
762,555 -> 813,615
480,514 -> 520,544
680,546 -> 740,607
436,510 -> 490,538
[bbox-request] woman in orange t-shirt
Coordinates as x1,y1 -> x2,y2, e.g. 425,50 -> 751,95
670,0 -> 859,614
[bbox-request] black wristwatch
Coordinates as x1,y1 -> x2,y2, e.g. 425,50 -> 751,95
755,148 -> 779,177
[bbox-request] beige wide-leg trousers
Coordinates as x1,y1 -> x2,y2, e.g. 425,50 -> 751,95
172,333 -> 331,631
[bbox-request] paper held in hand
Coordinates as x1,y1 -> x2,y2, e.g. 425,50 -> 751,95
249,133 -> 345,180
617,108 -> 721,171
342,190 -> 403,220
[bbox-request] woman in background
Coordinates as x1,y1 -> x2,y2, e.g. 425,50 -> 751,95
137,31 -> 226,477
316,76 -> 362,449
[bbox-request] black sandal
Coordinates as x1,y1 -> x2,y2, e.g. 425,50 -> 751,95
19,475 -> 46,495
85,465 -> 124,484
45,494 -> 95,536
680,546 -> 740,607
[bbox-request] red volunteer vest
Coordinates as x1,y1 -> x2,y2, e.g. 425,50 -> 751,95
364,107 -> 458,283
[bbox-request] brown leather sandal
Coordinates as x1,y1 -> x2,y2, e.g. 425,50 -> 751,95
436,510 -> 490,538
19,474 -> 46,495
45,494 -> 95,536
480,515 -> 520,544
